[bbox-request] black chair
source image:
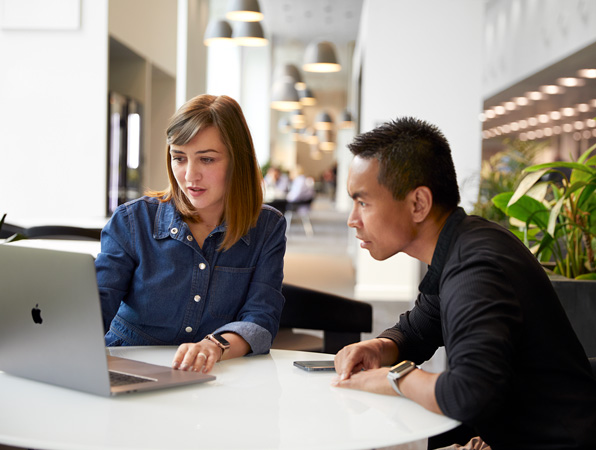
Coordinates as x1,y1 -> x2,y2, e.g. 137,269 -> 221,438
266,199 -> 288,216
272,283 -> 372,354
0,222 -> 26,239
23,225 -> 102,241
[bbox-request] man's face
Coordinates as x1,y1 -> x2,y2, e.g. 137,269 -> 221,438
347,156 -> 416,261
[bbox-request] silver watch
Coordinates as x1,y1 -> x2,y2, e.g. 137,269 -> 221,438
386,360 -> 416,396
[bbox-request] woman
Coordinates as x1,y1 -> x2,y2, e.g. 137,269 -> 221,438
95,94 -> 286,374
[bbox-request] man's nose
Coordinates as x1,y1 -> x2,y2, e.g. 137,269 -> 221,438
347,209 -> 359,228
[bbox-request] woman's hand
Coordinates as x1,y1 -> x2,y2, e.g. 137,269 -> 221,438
172,340 -> 222,373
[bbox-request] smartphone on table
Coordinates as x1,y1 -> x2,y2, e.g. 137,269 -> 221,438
293,360 -> 336,372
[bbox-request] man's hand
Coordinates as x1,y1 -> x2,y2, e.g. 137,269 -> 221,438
332,367 -> 396,396
334,338 -> 397,381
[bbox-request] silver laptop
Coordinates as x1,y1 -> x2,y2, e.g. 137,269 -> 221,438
0,244 -> 215,396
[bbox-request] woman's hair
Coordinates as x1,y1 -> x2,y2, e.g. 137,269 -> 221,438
147,94 -> 263,251
348,116 -> 460,211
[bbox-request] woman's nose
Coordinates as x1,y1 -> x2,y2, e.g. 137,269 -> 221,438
185,161 -> 201,182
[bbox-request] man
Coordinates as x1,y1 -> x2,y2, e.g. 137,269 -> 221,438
333,117 -> 596,449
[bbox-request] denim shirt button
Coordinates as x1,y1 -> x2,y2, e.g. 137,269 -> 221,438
199,263 -> 206,270
171,228 -> 178,235
185,326 -> 193,333
194,295 -> 201,302
187,235 -> 194,241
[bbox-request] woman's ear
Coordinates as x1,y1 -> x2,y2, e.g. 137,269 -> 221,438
409,186 -> 433,223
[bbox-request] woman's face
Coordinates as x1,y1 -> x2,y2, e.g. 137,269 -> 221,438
170,126 -> 230,222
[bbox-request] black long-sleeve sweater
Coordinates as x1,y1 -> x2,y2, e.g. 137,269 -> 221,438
379,208 -> 596,450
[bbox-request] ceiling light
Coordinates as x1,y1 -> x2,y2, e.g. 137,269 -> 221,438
299,87 -> 316,106
319,129 -> 336,151
528,117 -> 538,126
561,107 -> 576,117
563,123 -> 573,132
544,128 -> 553,137
314,111 -> 334,130
538,114 -> 549,123
583,130 -> 592,140
510,122 -> 520,131
290,109 -> 306,129
485,109 -> 496,119
233,21 -> 267,46
527,131 -> 536,140
574,121 -> 585,130
226,0 -> 264,22
305,127 -> 318,145
577,69 -> 596,78
587,119 -> 596,128
502,124 -> 511,133
514,97 -> 530,106
576,103 -> 590,113
339,109 -> 354,129
494,105 -> 506,115
591,99 -> 596,108
550,111 -> 562,120
535,129 -> 544,138
525,91 -> 544,101
557,77 -> 585,87
540,85 -> 564,95
504,101 -> 517,111
270,76 -> 301,111
553,126 -> 562,134
203,20 -> 234,46
518,120 -> 528,129
276,64 -> 306,90
303,40 -> 341,73
479,113 -> 486,122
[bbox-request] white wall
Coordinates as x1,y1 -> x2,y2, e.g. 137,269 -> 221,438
0,0 -> 109,222
352,0 -> 484,301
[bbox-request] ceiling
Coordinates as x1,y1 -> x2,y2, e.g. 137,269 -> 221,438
482,41 -> 596,151
259,0 -> 363,45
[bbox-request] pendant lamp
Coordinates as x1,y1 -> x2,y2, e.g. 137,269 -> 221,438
299,87 -> 316,106
314,111 -> 334,130
203,20 -> 234,46
339,109 -> 354,128
271,76 -> 301,111
233,21 -> 267,46
303,40 -> 341,73
290,109 -> 306,129
274,64 -> 306,90
226,0 -> 264,22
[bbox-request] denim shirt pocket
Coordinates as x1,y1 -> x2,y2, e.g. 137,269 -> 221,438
208,265 -> 256,320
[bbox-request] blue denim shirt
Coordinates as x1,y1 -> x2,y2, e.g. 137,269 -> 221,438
95,196 -> 286,355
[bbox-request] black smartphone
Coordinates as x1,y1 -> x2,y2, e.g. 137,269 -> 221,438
293,360 -> 336,371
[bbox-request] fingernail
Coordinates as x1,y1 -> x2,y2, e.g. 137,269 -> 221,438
172,362 -> 179,369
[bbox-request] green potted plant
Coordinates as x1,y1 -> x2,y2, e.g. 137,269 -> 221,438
492,142 -> 596,357
492,143 -> 596,280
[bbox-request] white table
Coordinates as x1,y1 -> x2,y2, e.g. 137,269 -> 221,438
0,347 -> 459,450
5,238 -> 101,258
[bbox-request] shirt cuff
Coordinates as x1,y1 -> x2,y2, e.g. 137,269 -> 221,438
213,321 -> 272,356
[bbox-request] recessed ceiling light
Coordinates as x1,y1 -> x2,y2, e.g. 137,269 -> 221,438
526,91 -> 544,101
485,109 -> 496,119
557,77 -> 585,87
494,105 -> 506,115
563,123 -> 573,132
538,114 -> 549,123
561,107 -> 576,117
576,103 -> 590,113
519,120 -> 528,129
587,119 -> 596,128
544,128 -> 553,137
577,69 -> 596,78
528,117 -> 538,126
575,121 -> 585,130
550,111 -> 562,120
553,126 -> 562,135
514,96 -> 530,106
510,122 -> 520,131
540,85 -> 564,95
583,130 -> 592,140
504,101 -> 516,111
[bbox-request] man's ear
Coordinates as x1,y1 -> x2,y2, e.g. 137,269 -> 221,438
409,186 -> 433,223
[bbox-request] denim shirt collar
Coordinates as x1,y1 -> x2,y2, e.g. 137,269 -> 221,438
153,200 -> 251,246
419,207 -> 467,295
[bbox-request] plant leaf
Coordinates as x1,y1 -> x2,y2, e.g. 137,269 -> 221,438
509,170 -> 548,205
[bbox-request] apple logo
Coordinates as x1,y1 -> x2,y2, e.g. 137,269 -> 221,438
31,304 -> 43,324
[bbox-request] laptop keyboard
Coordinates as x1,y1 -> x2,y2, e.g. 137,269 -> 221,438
109,370 -> 156,386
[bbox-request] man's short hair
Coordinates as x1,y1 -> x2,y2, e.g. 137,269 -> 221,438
348,117 -> 460,210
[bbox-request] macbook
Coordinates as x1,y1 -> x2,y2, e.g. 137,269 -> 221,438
0,244 -> 215,396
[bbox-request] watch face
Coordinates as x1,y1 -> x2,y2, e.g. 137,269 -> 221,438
389,360 -> 415,378
213,334 -> 230,347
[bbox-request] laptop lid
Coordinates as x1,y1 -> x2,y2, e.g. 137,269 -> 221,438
0,244 -> 214,396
